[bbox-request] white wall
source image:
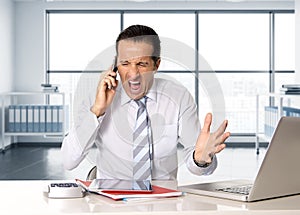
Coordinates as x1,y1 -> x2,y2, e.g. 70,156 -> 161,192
0,0 -> 14,148
15,3 -> 45,91
0,0 -> 13,93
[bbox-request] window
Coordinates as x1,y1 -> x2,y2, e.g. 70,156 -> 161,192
199,14 -> 269,71
123,13 -> 195,99
48,13 -> 120,71
124,13 -> 195,71
47,10 -> 294,137
48,12 -> 120,124
213,73 -> 268,133
198,13 -> 270,133
274,13 -> 295,92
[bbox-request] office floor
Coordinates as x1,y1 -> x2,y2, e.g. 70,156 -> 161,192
0,144 -> 267,186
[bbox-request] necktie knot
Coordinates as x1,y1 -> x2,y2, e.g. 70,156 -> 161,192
135,97 -> 146,109
135,97 -> 147,118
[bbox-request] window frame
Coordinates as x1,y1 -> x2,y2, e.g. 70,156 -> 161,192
46,9 -> 295,136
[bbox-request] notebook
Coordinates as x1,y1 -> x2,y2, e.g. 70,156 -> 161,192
179,116 -> 300,202
76,179 -> 183,201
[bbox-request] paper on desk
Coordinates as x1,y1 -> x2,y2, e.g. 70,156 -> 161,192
76,179 -> 183,201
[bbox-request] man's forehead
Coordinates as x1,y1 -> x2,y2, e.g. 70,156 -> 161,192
119,56 -> 152,62
117,40 -> 154,60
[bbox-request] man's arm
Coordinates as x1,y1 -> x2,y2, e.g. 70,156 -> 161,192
61,67 -> 119,170
61,95 -> 102,170
177,90 -> 215,175
178,90 -> 229,175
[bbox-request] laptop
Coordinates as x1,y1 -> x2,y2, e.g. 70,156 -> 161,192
179,116 -> 300,202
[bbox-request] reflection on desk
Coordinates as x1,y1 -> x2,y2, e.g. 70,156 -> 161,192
1,180 -> 300,215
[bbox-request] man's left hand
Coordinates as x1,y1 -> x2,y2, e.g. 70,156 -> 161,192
194,113 -> 230,165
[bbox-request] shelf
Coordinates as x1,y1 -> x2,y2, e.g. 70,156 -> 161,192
4,132 -> 64,136
267,93 -> 300,98
1,91 -> 67,151
256,93 -> 300,154
0,91 -> 64,96
256,133 -> 271,143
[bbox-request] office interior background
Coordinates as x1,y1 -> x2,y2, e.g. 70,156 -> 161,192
0,0 -> 300,181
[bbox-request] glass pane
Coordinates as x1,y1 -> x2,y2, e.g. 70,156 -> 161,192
49,73 -> 81,129
198,14 -> 269,71
198,73 -> 269,134
157,72 -> 195,99
124,13 -> 195,71
49,13 -> 120,71
47,11 -> 293,138
275,13 -> 295,71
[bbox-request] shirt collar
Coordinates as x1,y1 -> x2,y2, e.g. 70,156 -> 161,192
120,78 -> 158,106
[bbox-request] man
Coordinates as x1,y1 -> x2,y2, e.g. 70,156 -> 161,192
61,24 -> 230,180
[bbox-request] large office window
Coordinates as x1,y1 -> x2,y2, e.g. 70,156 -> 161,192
49,13 -> 120,70
198,14 -> 269,71
124,13 -> 196,96
48,12 -> 120,122
275,13 -> 295,71
274,13 -> 295,92
124,13 -> 195,71
198,13 -> 269,133
47,10 -> 295,138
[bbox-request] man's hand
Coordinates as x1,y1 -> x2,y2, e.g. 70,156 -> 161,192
90,67 -> 118,117
194,113 -> 230,165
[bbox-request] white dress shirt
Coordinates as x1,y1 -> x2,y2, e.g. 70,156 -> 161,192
61,77 -> 217,180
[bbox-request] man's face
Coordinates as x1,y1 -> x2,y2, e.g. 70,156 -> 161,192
116,40 -> 160,100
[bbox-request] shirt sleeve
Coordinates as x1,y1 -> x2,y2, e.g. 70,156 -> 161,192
61,94 -> 105,170
178,89 -> 217,176
185,150 -> 218,175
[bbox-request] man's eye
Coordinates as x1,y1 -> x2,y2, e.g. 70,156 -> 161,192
138,62 -> 148,67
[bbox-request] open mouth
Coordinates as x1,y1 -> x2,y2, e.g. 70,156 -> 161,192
129,80 -> 141,92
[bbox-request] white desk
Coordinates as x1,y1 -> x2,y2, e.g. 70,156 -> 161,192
1,180 -> 300,215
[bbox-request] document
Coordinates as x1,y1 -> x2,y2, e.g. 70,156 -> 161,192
15,105 -> 21,132
52,106 -> 58,132
58,105 -> 63,132
27,105 -> 34,132
8,105 -> 15,132
76,179 -> 183,201
20,105 -> 27,132
46,105 -> 52,132
39,105 -> 46,132
33,105 -> 39,132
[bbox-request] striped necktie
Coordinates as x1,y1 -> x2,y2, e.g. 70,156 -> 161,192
133,97 -> 152,184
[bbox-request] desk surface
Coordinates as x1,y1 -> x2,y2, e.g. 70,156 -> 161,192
1,180 -> 300,215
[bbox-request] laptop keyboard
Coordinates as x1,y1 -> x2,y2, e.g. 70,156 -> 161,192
217,185 -> 252,195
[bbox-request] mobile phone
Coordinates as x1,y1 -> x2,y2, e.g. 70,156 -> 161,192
113,57 -> 118,73
89,179 -> 152,192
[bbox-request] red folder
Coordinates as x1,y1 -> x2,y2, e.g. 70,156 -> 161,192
76,179 -> 183,201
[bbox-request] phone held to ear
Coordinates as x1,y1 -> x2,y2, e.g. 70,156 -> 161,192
113,57 -> 118,73
106,58 -> 118,90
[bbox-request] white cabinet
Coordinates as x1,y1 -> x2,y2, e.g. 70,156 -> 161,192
255,93 -> 300,154
1,92 -> 68,151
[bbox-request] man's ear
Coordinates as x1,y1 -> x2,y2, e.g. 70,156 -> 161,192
155,58 -> 161,70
